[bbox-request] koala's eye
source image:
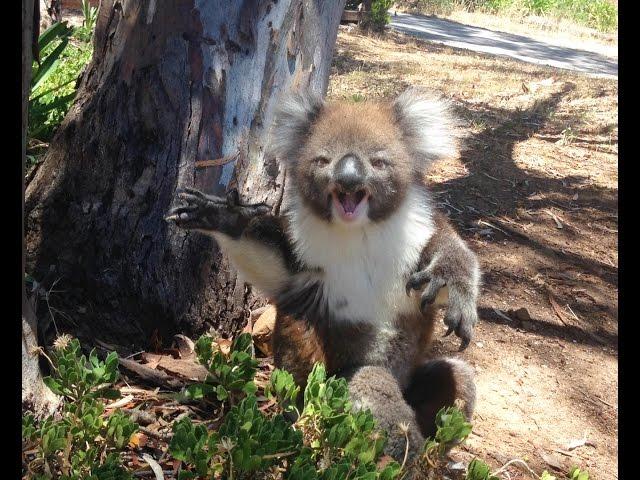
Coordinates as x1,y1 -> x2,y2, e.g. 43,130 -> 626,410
312,156 -> 331,167
371,158 -> 388,170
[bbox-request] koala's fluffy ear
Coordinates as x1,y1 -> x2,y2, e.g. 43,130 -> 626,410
392,87 -> 462,166
269,88 -> 325,164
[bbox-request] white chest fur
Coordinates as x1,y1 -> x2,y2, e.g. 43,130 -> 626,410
286,186 -> 435,326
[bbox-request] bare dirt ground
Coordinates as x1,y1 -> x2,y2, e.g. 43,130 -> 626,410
328,27 -> 617,479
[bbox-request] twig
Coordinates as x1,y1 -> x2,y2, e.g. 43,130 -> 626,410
195,151 -> 239,168
118,358 -> 184,388
544,209 -> 563,229
565,304 -> 608,345
399,423 -> 410,472
442,201 -> 463,213
133,471 -> 174,478
492,309 -> 513,322
491,458 -> 540,479
140,426 -> 172,441
261,451 -> 297,460
547,290 -> 570,327
482,172 -> 501,181
126,350 -> 146,359
478,220 -> 511,236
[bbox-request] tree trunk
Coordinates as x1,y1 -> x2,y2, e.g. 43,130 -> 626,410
23,0 -> 61,417
26,0 -> 346,346
39,0 -> 62,31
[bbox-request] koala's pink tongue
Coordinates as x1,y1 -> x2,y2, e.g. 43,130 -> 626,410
341,193 -> 358,214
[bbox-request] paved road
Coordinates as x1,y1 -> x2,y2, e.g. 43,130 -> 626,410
390,13 -> 617,78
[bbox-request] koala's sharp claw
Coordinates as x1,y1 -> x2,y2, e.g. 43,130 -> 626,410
443,326 -> 454,337
419,277 -> 446,312
168,186 -> 273,235
226,188 -> 240,206
254,204 -> 272,215
406,270 -> 431,296
458,337 -> 471,351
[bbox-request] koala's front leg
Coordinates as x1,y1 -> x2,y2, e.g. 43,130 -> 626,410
166,187 -> 271,237
406,213 -> 480,350
166,187 -> 295,297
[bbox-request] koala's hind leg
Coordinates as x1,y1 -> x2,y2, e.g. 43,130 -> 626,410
344,365 -> 424,465
403,358 -> 476,439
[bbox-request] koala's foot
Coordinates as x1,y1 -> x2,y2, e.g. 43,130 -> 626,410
406,253 -> 479,351
165,187 -> 271,238
344,366 -> 424,468
403,358 -> 476,440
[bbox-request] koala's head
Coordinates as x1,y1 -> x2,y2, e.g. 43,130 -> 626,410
270,88 -> 461,227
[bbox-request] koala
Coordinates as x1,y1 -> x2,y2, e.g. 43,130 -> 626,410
166,87 -> 480,466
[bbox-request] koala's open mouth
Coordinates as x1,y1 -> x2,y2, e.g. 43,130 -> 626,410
331,189 -> 369,222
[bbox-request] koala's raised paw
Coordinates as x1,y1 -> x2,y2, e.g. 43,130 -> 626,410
165,187 -> 271,237
406,264 -> 479,351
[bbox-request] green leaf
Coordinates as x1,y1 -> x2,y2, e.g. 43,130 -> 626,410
184,383 -> 216,400
43,376 -> 64,396
466,458 -> 499,480
97,388 -> 122,400
569,467 -> 590,480
38,21 -> 72,52
32,38 -> 69,91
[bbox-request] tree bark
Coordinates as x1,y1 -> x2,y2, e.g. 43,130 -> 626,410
23,0 -> 61,417
26,0 -> 346,346
39,0 -> 62,31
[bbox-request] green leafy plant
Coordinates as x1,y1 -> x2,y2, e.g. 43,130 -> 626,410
28,20 -> 93,148
82,0 -> 99,31
43,338 -> 120,401
423,405 -> 473,461
366,0 -> 395,30
74,0 -> 99,42
22,337 -> 137,479
466,458 -> 500,480
170,334 -> 402,479
568,466 -> 590,480
184,333 -> 258,402
406,0 -> 617,31
29,22 -> 75,143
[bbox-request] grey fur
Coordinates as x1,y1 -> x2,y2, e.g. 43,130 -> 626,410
268,89 -> 324,163
392,87 -> 465,168
345,366 -> 425,462
406,212 -> 481,350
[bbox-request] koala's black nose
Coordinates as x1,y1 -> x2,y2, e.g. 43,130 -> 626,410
333,155 -> 366,192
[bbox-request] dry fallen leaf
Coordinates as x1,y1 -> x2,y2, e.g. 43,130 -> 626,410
565,435 -> 595,451
142,453 -> 165,480
173,334 -> 196,359
253,305 -> 277,356
217,338 -> 232,355
128,432 -> 148,449
105,394 -> 134,410
141,353 -> 208,381
540,450 -> 566,471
